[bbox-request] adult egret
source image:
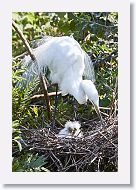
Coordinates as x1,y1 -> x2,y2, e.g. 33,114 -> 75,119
57,121 -> 82,138
21,36 -> 102,122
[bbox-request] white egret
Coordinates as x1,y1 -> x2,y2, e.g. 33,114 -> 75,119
57,121 -> 82,138
22,36 -> 102,122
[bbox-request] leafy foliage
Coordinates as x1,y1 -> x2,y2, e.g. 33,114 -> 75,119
12,153 -> 49,172
12,12 -> 118,172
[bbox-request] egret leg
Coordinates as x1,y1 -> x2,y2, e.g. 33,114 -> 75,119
72,97 -> 77,121
93,104 -> 104,127
52,84 -> 58,128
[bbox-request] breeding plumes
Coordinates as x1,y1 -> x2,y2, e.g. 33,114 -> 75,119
57,121 -> 82,138
21,36 -> 102,121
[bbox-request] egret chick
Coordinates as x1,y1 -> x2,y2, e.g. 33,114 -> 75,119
57,121 -> 82,138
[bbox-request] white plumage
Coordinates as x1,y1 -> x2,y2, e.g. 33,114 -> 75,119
23,36 -> 100,109
57,121 -> 82,138
21,36 -> 103,122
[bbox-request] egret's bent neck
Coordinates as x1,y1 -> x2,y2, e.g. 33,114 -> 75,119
71,81 -> 88,104
81,80 -> 99,107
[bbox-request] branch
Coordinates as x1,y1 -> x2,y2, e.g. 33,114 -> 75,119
93,50 -> 118,65
12,20 -> 51,121
12,51 -> 28,60
30,91 -> 62,101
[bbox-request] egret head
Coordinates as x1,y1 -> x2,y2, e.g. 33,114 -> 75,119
81,80 -> 103,123
65,121 -> 82,137
58,121 -> 82,138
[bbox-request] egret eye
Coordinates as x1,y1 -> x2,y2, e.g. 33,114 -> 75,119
73,128 -> 77,132
68,127 -> 73,133
71,128 -> 77,136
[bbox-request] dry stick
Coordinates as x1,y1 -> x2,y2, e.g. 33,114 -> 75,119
12,51 -> 28,60
98,131 -> 117,148
30,91 -> 62,101
12,20 -> 51,121
52,84 -> 58,128
109,77 -> 118,119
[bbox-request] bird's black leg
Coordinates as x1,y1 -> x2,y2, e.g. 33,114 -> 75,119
52,84 -> 58,129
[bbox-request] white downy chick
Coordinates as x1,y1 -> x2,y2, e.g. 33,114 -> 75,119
57,121 -> 82,138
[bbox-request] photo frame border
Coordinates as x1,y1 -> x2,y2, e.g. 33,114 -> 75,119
0,0 -> 130,184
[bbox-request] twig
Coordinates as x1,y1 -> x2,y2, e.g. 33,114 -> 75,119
12,51 -> 28,60
97,157 -> 101,171
52,84 -> 59,128
12,20 -> 51,121
109,77 -> 118,118
93,50 -> 118,65
30,91 -> 62,101
99,107 -> 113,110
50,151 -> 63,171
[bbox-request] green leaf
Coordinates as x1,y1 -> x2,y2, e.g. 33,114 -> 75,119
26,13 -> 35,23
12,120 -> 20,128
56,12 -> 66,18
25,23 -> 33,29
33,106 -> 38,117
12,13 -> 20,21
13,139 -> 22,152
30,155 -> 47,168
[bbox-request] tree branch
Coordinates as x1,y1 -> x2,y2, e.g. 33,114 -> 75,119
12,20 -> 51,121
30,91 -> 62,101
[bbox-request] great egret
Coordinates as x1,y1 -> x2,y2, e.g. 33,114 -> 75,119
57,121 -> 82,138
21,36 -> 102,122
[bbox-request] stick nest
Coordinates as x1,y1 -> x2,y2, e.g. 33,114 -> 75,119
20,115 -> 118,172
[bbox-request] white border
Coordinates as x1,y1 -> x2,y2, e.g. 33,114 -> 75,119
0,0 -> 130,184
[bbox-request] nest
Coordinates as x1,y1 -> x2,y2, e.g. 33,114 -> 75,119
19,115 -> 118,172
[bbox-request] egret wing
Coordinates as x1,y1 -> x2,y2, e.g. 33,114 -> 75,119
83,51 -> 95,82
30,35 -> 54,49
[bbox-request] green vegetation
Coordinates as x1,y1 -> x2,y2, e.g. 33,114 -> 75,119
12,12 -> 118,172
